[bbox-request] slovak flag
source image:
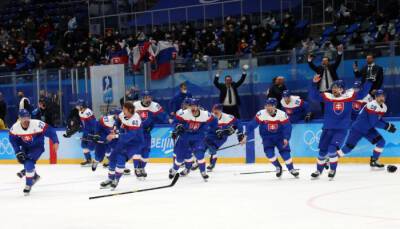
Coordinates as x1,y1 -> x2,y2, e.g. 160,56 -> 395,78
132,41 -> 156,71
151,41 -> 177,80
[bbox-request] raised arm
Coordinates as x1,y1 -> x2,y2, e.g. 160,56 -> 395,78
332,46 -> 343,70
308,75 -> 323,102
355,81 -> 372,100
213,73 -> 224,90
307,55 -> 319,73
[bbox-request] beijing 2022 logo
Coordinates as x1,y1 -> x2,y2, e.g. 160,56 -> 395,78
0,137 -> 14,156
102,75 -> 113,104
303,129 -> 322,152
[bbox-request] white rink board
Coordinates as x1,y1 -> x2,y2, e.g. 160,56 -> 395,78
0,164 -> 399,229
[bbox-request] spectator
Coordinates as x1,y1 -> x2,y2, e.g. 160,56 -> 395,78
213,65 -> 248,118
32,98 -> 55,126
266,76 -> 287,108
17,91 -> 32,113
0,92 -> 7,125
353,54 -> 384,95
307,44 -> 344,92
169,82 -> 192,115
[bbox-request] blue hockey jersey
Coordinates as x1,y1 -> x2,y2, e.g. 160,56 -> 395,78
133,100 -> 168,132
9,119 -> 59,153
78,108 -> 97,135
352,100 -> 388,134
97,115 -> 117,142
247,109 -> 292,140
174,109 -> 218,138
207,112 -> 243,140
309,82 -> 371,129
280,95 -> 309,123
116,112 -> 144,147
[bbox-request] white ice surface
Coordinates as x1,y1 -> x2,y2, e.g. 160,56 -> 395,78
0,163 -> 399,229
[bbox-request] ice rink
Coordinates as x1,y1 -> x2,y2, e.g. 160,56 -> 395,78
1,163 -> 399,229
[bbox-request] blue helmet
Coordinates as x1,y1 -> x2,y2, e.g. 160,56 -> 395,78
265,98 -> 278,107
189,98 -> 199,106
353,81 -> 362,89
18,109 -> 31,118
375,89 -> 385,97
108,108 -> 121,116
331,80 -> 345,90
76,99 -> 87,107
141,90 -> 152,98
212,103 -> 223,111
282,90 -> 291,98
182,97 -> 192,105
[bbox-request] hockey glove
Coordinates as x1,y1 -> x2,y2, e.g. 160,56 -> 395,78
304,112 -> 312,122
385,123 -> 396,133
237,133 -> 245,142
16,151 -> 27,164
216,129 -> 224,139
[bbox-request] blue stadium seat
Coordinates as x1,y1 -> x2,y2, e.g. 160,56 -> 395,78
322,26 -> 336,37
265,40 -> 280,52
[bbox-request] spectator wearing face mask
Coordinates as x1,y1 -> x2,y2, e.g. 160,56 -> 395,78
169,82 -> 192,115
214,65 -> 248,118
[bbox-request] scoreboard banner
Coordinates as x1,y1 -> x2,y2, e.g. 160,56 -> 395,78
90,64 -> 125,117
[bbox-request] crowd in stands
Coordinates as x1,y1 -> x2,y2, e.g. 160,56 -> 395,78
0,0 -> 399,75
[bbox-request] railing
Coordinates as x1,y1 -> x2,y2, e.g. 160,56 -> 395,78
1,41 -> 400,127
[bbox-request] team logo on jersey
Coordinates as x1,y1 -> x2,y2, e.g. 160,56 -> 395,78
138,111 -> 148,119
189,121 -> 200,130
333,102 -> 344,114
21,135 -> 33,143
267,123 -> 278,132
352,102 -> 362,111
102,75 -> 113,104
285,108 -> 293,115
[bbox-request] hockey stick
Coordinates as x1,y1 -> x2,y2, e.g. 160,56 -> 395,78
89,174 -> 180,200
217,139 -> 255,151
76,137 -> 105,144
238,168 -> 300,175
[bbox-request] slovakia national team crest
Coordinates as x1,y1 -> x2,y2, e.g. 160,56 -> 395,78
267,123 -> 279,132
139,111 -> 148,119
189,121 -> 200,130
22,135 -> 33,143
333,102 -> 344,114
352,102 -> 362,111
102,75 -> 113,104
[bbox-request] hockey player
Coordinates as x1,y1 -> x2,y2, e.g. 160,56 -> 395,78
171,97 -> 192,164
336,89 -> 396,170
351,81 -> 373,121
100,102 -> 144,190
246,98 -> 299,178
205,104 -> 246,171
75,99 -> 97,166
308,75 -> 371,180
280,90 -> 312,123
169,98 -> 217,181
9,109 -> 59,195
133,91 -> 169,179
91,109 -> 120,172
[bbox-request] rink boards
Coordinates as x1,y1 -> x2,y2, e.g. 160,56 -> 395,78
0,120 -> 399,164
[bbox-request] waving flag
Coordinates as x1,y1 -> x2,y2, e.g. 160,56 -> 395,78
131,41 -> 156,71
151,41 -> 177,80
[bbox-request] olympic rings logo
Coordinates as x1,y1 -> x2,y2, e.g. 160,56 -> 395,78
0,137 -> 14,156
303,129 -> 322,152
